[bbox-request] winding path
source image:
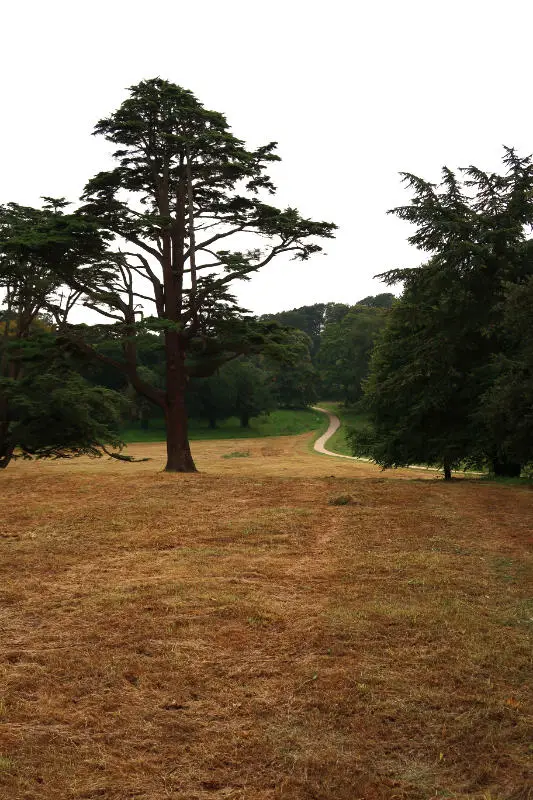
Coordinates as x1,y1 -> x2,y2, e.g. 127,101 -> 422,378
312,406 -> 364,460
312,406 -> 466,476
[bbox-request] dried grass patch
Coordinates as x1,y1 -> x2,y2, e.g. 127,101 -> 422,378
0,435 -> 531,799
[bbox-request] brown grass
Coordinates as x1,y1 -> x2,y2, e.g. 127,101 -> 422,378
0,433 -> 532,799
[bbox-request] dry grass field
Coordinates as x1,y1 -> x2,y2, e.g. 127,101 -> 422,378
1,433 -> 532,800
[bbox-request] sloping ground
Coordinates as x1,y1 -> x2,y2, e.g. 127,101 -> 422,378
1,434 -> 532,799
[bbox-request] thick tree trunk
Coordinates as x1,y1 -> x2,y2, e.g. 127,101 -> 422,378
164,398 -> 196,472
164,331 -> 197,473
240,413 -> 250,428
0,396 -> 14,469
0,427 -> 14,469
0,451 -> 14,469
443,462 -> 452,481
0,433 -> 14,469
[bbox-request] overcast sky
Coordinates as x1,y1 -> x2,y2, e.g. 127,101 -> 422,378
2,0 -> 532,315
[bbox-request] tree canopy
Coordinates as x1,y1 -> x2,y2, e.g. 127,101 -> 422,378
0,202 -> 124,468
352,149 -> 533,478
57,78 -> 335,471
318,304 -> 390,403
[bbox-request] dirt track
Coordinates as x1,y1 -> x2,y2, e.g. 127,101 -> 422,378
312,406 -> 451,475
312,406 -> 362,459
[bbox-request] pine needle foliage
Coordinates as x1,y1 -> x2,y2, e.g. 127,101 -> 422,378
355,148 -> 533,478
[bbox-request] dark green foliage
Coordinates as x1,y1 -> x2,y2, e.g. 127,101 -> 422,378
0,203 -> 123,468
345,422 -> 377,459
261,304 -> 326,356
323,302 -> 351,325
356,293 -> 395,309
188,357 -> 275,429
265,328 -> 318,408
188,369 -> 236,429
318,304 -> 390,403
223,359 -> 276,427
0,200 -> 110,296
123,364 -> 164,429
258,310 -> 321,406
261,299 -> 393,407
357,149 -> 533,476
353,287 -> 473,472
476,277 -> 533,470
3,363 -> 125,461
65,77 -> 335,471
271,356 -> 318,409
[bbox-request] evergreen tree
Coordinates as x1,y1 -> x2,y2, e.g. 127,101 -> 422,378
357,293 -> 395,309
260,304 -> 325,357
265,328 -> 318,408
3,341 -> 126,463
354,149 -> 533,478
318,304 -> 390,403
224,358 -> 276,427
476,275 -> 533,472
188,369 -> 236,429
64,78 -> 335,472
0,201 -> 123,468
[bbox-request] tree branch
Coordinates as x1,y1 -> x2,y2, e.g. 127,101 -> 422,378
59,330 -> 165,407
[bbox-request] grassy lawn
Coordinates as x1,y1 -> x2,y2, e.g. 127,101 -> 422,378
121,407 -> 324,443
1,440 -> 532,799
317,400 -> 369,455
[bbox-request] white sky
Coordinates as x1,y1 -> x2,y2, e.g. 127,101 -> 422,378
2,0 -> 533,315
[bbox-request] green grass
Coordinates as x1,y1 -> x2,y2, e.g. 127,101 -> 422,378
221,450 -> 251,459
121,408 -> 324,444
479,473 -> 533,487
317,401 -> 369,456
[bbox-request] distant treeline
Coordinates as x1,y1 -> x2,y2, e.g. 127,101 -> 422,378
72,292 -> 395,432
261,293 -> 395,404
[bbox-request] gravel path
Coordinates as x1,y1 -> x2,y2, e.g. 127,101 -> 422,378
312,406 -> 363,460
312,406 -> 463,476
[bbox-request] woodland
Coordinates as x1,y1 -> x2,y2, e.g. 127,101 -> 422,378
1,79 -> 533,480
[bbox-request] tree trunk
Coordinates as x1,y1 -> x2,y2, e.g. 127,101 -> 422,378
0,396 -> 14,469
164,399 -> 196,472
185,148 -> 198,323
443,462 -> 452,481
0,451 -> 14,469
0,433 -> 14,469
0,428 -> 14,469
240,412 -> 250,428
164,331 -> 197,473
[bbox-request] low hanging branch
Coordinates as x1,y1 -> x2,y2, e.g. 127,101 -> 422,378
101,445 -> 151,463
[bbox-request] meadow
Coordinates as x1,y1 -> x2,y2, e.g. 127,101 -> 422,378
0,433 -> 532,799
120,408 -> 324,444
